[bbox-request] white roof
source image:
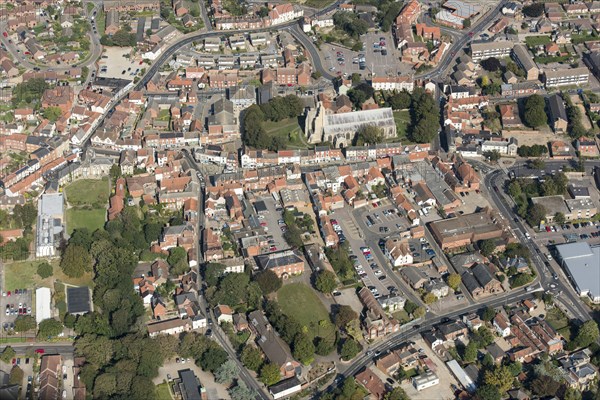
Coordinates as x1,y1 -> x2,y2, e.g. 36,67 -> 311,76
556,242 -> 600,301
39,193 -> 64,217
446,359 -> 476,392
35,287 -> 52,324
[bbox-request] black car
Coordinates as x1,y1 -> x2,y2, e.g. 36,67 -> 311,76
413,324 -> 421,330
386,378 -> 395,385
205,329 -> 212,336
378,275 -> 386,281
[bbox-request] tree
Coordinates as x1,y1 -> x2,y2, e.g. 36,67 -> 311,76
37,261 -> 53,278
335,305 -> 358,328
354,124 -> 383,146
8,366 -> 23,385
423,292 -> 437,305
314,337 -> 335,356
523,3 -> 545,17
463,341 -> 478,363
413,306 -> 426,319
523,94 -> 547,128
254,269 -> 282,294
43,106 -> 62,122
384,387 -> 410,400
348,83 -> 374,108
229,381 -> 257,400
37,318 -> 63,338
215,360 -> 239,384
167,246 -> 188,274
530,158 -> 546,170
60,244 -> 92,278
483,150 -> 501,163
315,270 -> 337,293
388,91 -> 412,110
526,203 -> 547,227
482,352 -> 494,368
475,384 -> 501,400
478,239 -> 497,257
200,348 -> 228,373
292,334 -> 315,365
482,307 -> 496,322
481,57 -> 501,72
447,273 -> 461,290
351,73 -> 361,85
404,300 -> 418,315
340,338 -> 362,361
463,18 -> 471,28
554,212 -> 566,224
531,376 -> 561,397
259,363 -> 281,386
484,365 -> 514,393
241,344 -> 263,371
14,315 -> 36,332
574,320 -> 600,349
0,346 -> 16,363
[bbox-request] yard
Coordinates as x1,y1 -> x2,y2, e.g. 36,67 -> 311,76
263,118 -> 309,149
277,283 -> 336,342
392,110 -> 414,144
64,178 -> 110,235
155,382 -> 173,400
3,259 -> 93,292
545,307 -> 572,341
525,35 -> 551,48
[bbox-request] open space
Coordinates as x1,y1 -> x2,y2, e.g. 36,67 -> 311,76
155,382 -> 173,400
525,35 -> 551,47
393,110 -> 413,143
64,178 -> 109,235
3,259 -> 93,292
66,208 -> 106,235
262,118 -> 309,149
277,283 -> 336,342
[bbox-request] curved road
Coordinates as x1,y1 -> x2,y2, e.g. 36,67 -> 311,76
417,0 -> 509,80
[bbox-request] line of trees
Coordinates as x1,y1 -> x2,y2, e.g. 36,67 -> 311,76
517,144 -> 548,157
408,87 -> 440,143
564,95 -> 588,139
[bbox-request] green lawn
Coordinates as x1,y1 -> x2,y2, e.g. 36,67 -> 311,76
86,3 -> 95,13
303,0 -> 335,7
277,283 -> 336,342
263,118 -> 309,149
66,208 -> 106,235
64,179 -> 109,234
546,307 -> 571,340
155,383 -> 173,400
525,35 -> 551,47
96,8 -> 105,35
64,178 -> 110,207
392,110 -> 414,144
392,310 -> 411,324
3,259 -> 93,292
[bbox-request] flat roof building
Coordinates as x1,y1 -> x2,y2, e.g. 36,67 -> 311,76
470,41 -> 513,61
67,287 -> 92,315
556,242 -> 600,303
36,193 -> 64,257
544,67 -> 589,88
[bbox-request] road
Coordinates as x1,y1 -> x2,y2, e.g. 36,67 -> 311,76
417,0 -> 509,80
0,342 -> 74,356
180,150 -> 267,400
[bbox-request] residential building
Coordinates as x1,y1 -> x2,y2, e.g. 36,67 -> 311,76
470,41 -> 513,61
543,67 -> 589,88
255,250 -> 305,278
39,355 -> 62,400
269,377 -> 302,400
512,44 -> 539,81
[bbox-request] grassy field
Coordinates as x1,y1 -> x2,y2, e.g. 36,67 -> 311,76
66,208 -> 106,235
64,178 -> 110,206
64,179 -> 109,235
546,307 -> 571,340
263,118 -> 309,149
525,35 -> 551,47
277,283 -> 336,342
155,383 -> 173,400
3,259 -> 93,292
392,110 -> 414,143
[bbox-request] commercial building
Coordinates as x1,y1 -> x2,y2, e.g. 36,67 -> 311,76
172,369 -> 205,400
428,208 -> 506,250
413,371 -> 440,391
543,67 -> 589,88
556,242 -> 600,303
470,41 -> 514,61
255,250 -> 305,278
512,44 -> 539,81
36,193 -> 64,257
67,287 -> 92,315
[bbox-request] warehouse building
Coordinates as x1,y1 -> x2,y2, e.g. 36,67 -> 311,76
555,242 -> 600,303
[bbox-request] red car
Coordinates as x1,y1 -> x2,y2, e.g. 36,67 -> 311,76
35,349 -> 44,354
260,222 -> 267,227
2,32 -> 7,38
545,226 -> 551,232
